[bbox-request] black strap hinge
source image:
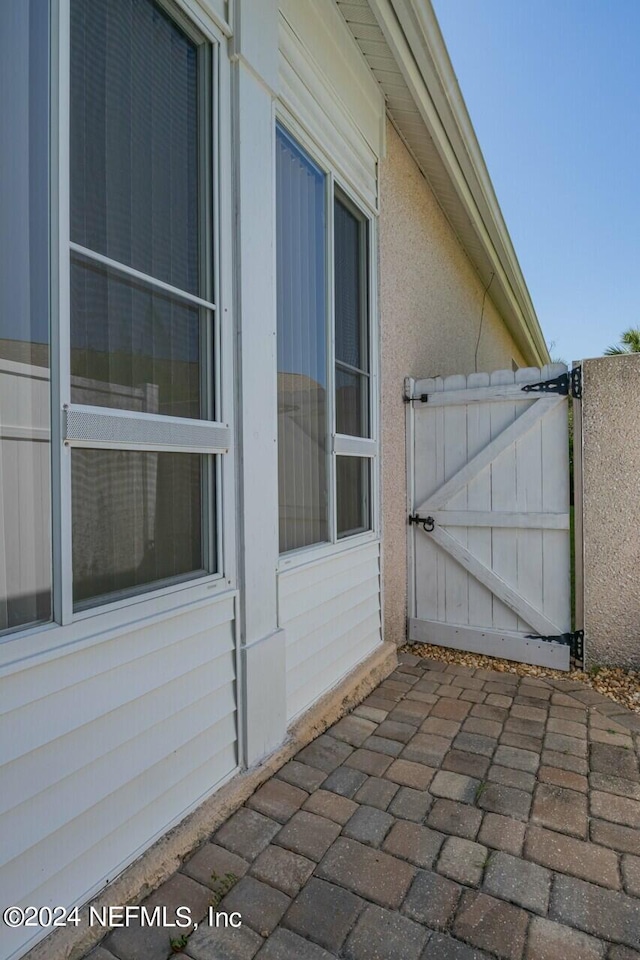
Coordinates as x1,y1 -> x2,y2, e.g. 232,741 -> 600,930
525,629 -> 584,660
521,366 -> 582,400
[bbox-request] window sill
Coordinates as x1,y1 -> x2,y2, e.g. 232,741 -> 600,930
277,530 -> 380,577
0,575 -> 238,676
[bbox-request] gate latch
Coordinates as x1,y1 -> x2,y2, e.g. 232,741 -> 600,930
409,513 -> 435,533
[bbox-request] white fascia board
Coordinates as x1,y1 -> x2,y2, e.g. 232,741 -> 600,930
368,0 -> 549,366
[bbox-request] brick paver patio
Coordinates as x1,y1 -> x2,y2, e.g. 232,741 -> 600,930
90,654 -> 640,960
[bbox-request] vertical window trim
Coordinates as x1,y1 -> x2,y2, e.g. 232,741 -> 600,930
333,184 -> 374,542
275,117 -> 379,565
327,169 -> 337,546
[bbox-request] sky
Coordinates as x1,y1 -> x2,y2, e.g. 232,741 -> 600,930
431,0 -> 640,363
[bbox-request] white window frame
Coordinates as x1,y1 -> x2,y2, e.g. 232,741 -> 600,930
275,111 -> 380,573
0,0 -> 236,665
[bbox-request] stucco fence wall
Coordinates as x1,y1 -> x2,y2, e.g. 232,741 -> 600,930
579,353 -> 640,669
378,120 -> 526,647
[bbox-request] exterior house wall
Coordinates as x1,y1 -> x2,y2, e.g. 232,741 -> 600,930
0,3 -> 548,958
379,121 -> 526,646
579,353 -> 640,669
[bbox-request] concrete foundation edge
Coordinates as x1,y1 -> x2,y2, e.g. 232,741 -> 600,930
24,640 -> 397,960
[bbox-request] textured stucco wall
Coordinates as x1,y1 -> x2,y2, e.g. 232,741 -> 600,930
581,353 -> 640,668
379,121 -> 526,646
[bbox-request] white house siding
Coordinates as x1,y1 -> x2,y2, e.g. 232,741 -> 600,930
0,595 -> 237,960
279,542 -> 381,722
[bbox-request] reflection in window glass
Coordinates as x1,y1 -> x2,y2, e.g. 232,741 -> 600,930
276,126 -> 328,553
72,451 -> 206,607
337,457 -> 370,539
336,368 -> 368,438
0,0 -> 51,632
70,255 -> 204,418
335,198 -> 366,371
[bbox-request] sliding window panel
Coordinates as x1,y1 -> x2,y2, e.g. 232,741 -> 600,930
72,450 -> 209,607
70,254 -> 205,418
334,197 -> 367,371
0,0 -> 52,633
336,457 -> 371,539
334,194 -> 369,439
276,126 -> 328,553
70,0 -> 202,295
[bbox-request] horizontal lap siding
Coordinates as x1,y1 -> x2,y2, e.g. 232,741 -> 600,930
279,542 -> 381,722
0,595 -> 237,960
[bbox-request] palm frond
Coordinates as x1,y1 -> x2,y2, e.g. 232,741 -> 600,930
620,328 -> 640,352
604,327 -> 640,355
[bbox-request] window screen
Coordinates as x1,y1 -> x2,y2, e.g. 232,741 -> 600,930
69,0 -> 213,606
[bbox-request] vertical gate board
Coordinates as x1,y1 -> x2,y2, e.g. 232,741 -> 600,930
443,374 -> 469,626
408,365 -> 571,670
466,373 -> 493,630
515,368 -> 543,625
413,384 -> 439,622
489,369 -> 520,631
435,381 -> 446,623
542,396 -> 571,632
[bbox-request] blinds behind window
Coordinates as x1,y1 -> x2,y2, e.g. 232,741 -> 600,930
70,0 -> 199,293
276,127 -> 328,553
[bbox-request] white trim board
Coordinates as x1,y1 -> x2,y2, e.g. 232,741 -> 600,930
409,618 -> 570,670
429,511 -> 570,531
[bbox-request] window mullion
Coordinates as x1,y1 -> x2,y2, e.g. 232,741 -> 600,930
53,0 -> 74,626
368,215 -> 379,535
198,41 -> 215,572
211,44 -> 225,578
360,215 -> 370,438
327,171 -> 337,545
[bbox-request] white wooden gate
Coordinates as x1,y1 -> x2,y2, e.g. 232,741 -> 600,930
406,365 -> 572,670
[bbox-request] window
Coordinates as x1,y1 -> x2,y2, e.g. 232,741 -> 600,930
334,192 -> 372,539
67,0 -> 228,610
276,124 -> 376,555
0,0 -> 229,638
